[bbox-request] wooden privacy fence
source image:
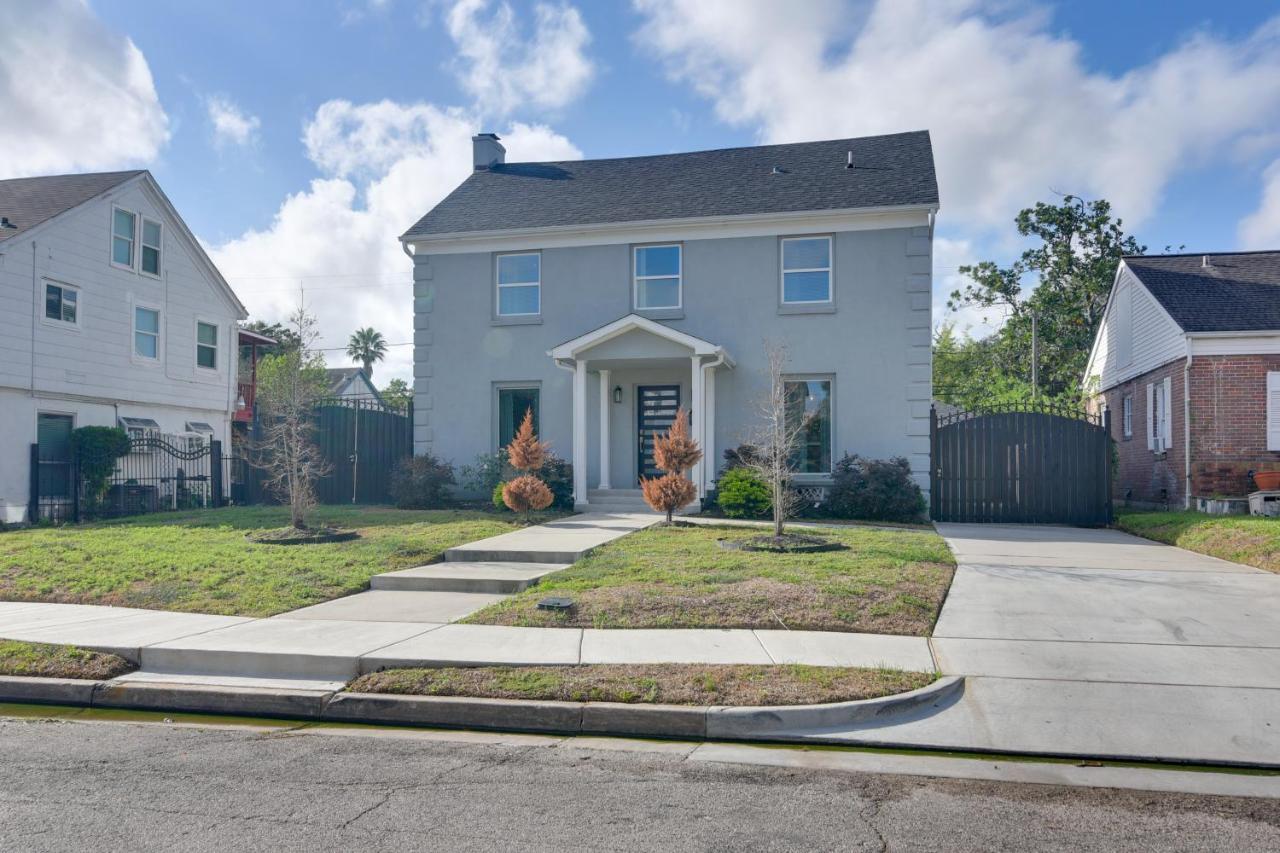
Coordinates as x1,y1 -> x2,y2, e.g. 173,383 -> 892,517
930,403 -> 1112,526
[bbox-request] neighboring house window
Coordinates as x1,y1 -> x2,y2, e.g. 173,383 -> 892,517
784,378 -> 832,474
1268,372 -> 1280,452
196,322 -> 218,370
1147,378 -> 1171,452
134,306 -> 160,359
141,218 -> 162,276
112,208 -> 136,267
498,387 -> 539,448
1122,395 -> 1133,438
496,252 -> 540,316
634,244 -> 681,310
44,282 -> 78,325
36,413 -> 74,499
118,416 -> 161,446
781,236 -> 832,304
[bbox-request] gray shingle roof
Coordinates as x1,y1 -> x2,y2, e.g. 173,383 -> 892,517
0,170 -> 145,243
1125,251 -> 1280,333
402,131 -> 938,239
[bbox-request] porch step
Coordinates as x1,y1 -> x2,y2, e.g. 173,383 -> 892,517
588,489 -> 643,498
371,562 -> 568,594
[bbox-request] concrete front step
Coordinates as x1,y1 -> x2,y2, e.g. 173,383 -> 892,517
371,562 -> 569,594
444,512 -> 659,563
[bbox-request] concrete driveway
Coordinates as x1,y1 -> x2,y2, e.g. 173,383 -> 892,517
932,524 -> 1280,689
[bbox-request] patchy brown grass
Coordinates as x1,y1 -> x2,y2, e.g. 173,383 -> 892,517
0,640 -> 134,680
349,664 -> 936,707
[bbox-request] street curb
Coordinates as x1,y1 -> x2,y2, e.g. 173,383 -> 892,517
322,692 -> 583,732
92,682 -> 334,719
0,675 -> 101,706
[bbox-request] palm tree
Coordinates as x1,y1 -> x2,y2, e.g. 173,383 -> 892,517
346,327 -> 387,380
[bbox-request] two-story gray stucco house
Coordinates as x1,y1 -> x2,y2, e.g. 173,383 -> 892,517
400,131 -> 939,512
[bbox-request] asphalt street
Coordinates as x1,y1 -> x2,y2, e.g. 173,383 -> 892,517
1,715 -> 1277,852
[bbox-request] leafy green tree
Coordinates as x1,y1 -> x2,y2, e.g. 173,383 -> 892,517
380,378 -> 411,410
945,195 -> 1145,404
346,327 -> 387,380
238,320 -> 301,353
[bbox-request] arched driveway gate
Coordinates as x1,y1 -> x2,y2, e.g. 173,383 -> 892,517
930,403 -> 1112,526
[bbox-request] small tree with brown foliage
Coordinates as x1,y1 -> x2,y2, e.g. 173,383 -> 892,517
502,408 -> 553,520
641,407 -> 702,523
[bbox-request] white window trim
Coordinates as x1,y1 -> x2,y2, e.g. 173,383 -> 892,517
140,216 -> 163,279
780,235 -> 833,305
1267,371 -> 1280,452
195,318 -> 220,374
783,374 -> 835,477
495,251 -> 541,317
1122,395 -> 1132,438
1147,379 -> 1172,453
132,302 -> 163,365
39,278 -> 82,331
632,243 -> 682,311
111,205 -> 137,271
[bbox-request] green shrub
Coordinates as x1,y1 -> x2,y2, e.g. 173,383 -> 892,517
492,481 -> 508,510
716,467 -> 771,518
389,454 -> 456,509
470,451 -> 573,511
540,455 -> 574,511
461,450 -> 508,494
823,454 -> 925,523
71,426 -> 131,503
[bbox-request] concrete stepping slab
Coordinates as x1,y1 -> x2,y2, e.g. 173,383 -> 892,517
754,630 -> 936,671
362,624 -> 583,671
141,618 -> 443,680
581,628 -> 773,665
0,610 -> 252,661
279,590 -> 507,624
444,512 -> 657,563
111,670 -> 347,693
371,562 -> 568,594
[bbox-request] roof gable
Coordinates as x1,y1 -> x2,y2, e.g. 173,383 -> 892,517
548,314 -> 734,364
404,131 -> 938,240
0,170 -> 144,243
1124,251 -> 1280,333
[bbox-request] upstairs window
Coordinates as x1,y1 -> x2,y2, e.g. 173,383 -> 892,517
496,252 -> 540,316
44,282 -> 78,325
141,218 -> 162,276
634,244 -> 681,310
112,208 -> 136,267
196,321 -> 218,370
134,306 -> 160,360
781,236 -> 832,304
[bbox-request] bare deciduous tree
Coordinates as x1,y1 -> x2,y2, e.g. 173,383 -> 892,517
254,306 -> 331,529
743,341 -> 805,537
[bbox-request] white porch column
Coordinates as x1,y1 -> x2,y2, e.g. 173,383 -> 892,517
690,355 -> 704,498
703,364 -> 716,493
597,369 -> 612,490
572,359 -> 588,507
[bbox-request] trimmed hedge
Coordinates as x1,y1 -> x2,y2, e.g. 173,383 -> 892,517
823,454 -> 925,523
716,467 -> 771,518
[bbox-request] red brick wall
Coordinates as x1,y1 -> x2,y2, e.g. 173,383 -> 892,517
1102,362 -> 1185,506
1187,355 -> 1280,497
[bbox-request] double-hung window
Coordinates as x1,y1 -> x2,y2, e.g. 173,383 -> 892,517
1122,395 -> 1133,438
783,378 -> 833,474
44,282 -> 78,325
633,244 -> 681,310
141,218 -> 162,276
781,236 -> 832,304
196,321 -> 218,370
134,306 -> 160,360
112,208 -> 136,267
496,253 -> 540,317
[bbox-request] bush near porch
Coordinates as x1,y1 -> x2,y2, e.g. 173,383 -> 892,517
1115,510 -> 1280,574
465,523 -> 955,635
0,506 -> 559,617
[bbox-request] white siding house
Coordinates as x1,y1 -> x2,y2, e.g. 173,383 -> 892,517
0,171 -> 248,524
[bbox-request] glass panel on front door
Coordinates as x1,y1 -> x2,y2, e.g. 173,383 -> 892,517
637,385 -> 682,480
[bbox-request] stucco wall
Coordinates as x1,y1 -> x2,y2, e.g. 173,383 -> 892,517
413,224 -> 932,494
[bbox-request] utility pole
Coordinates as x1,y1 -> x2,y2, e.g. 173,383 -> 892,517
1031,311 -> 1039,401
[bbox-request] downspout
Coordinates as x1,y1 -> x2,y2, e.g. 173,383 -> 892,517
30,241 -> 38,395
1184,337 -> 1193,510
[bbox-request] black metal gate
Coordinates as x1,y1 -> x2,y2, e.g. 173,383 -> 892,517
930,403 -> 1112,526
314,398 -> 413,504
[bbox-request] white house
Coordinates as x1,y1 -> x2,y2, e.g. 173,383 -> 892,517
0,170 -> 248,524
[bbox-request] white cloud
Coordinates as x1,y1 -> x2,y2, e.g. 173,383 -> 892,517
206,95 -> 261,148
932,236 -> 1006,339
0,0 -> 168,178
633,0 -> 1280,231
1239,159 -> 1280,248
210,104 -> 581,382
444,0 -> 594,117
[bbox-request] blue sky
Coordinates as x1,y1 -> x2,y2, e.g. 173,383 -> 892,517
5,0 -> 1280,379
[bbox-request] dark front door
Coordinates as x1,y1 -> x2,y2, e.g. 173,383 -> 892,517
637,385 -> 681,480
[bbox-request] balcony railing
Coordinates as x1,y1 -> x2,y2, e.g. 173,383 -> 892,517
234,382 -> 255,423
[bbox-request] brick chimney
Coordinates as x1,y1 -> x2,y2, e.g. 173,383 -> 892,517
472,132 -> 505,171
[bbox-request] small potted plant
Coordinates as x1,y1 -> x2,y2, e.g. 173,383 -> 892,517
1254,462 -> 1280,492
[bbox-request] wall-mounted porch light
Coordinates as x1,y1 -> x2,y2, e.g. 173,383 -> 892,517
613,385 -> 623,404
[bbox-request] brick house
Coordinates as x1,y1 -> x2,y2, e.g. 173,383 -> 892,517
1084,251 -> 1280,509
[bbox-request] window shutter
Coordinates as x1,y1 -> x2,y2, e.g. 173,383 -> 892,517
1152,384 -> 1162,450
1162,377 -> 1173,448
1268,372 -> 1280,452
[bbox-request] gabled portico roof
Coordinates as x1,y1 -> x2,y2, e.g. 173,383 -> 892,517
548,314 -> 734,366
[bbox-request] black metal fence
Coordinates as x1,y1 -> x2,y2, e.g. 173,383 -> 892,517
930,403 -> 1112,526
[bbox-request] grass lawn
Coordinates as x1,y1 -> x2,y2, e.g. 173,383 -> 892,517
465,523 -> 955,635
0,505 -> 555,617
349,664 -> 936,706
0,640 -> 134,680
1116,510 -> 1280,573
